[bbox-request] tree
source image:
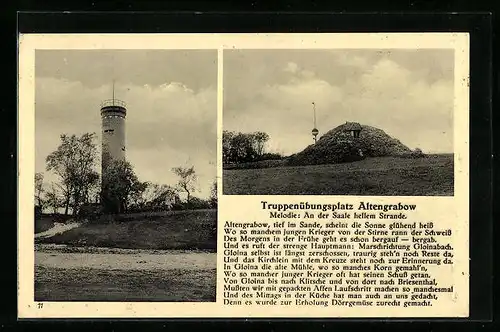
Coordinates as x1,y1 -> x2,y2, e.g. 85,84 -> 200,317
188,196 -> 211,209
234,132 -> 257,163
222,130 -> 235,165
45,183 -> 63,214
128,181 -> 150,210
209,179 -> 217,208
46,133 -> 99,215
252,131 -> 270,157
128,182 -> 179,211
35,172 -> 45,211
172,166 -> 197,205
147,184 -> 178,210
87,174 -> 102,204
101,158 -> 142,214
222,131 -> 271,165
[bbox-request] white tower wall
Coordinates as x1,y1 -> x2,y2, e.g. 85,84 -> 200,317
102,111 -> 126,162
100,101 -> 127,169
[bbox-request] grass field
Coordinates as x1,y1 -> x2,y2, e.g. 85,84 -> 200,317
223,155 -> 454,196
36,209 -> 217,251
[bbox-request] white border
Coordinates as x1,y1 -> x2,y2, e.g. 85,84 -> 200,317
19,33 -> 470,318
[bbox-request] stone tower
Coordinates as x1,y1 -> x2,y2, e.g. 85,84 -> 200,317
101,98 -> 127,170
100,83 -> 127,211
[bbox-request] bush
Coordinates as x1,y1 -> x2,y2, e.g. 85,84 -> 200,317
399,148 -> 426,159
79,203 -> 103,219
187,197 -> 212,210
411,148 -> 425,158
259,152 -> 283,161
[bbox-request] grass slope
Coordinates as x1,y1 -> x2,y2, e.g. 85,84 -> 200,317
223,155 -> 453,196
35,214 -> 74,233
35,216 -> 56,234
37,209 -> 217,251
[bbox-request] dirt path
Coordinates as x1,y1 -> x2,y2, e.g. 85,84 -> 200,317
35,244 -> 217,302
35,244 -> 216,271
35,222 -> 81,238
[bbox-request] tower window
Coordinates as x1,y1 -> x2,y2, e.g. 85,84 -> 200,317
104,129 -> 114,133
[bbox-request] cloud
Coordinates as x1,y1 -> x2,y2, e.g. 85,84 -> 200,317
36,77 -> 217,199
224,50 -> 454,155
225,61 -> 343,155
284,62 -> 299,73
334,52 -> 369,68
36,49 -> 217,91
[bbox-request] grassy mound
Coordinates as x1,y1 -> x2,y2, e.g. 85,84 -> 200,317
287,122 -> 413,166
36,209 -> 217,251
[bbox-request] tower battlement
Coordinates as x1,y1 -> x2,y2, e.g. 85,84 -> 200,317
101,99 -> 127,109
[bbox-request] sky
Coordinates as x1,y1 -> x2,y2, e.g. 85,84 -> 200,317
35,50 -> 217,199
223,49 -> 455,156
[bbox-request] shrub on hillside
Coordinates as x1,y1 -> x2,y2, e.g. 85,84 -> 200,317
259,152 -> 283,161
187,197 -> 212,210
79,203 -> 103,219
411,148 -> 425,158
399,148 -> 426,159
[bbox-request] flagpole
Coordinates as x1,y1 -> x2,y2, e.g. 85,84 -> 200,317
313,102 -> 317,129
312,102 -> 318,144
